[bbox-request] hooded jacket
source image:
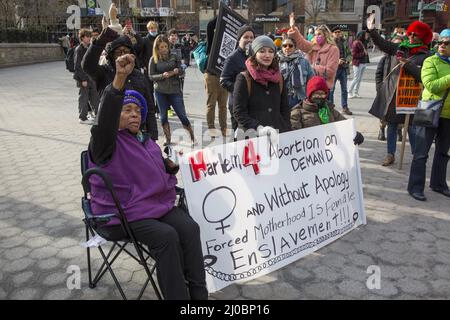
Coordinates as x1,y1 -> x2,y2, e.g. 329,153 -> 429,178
290,100 -> 346,130
82,29 -> 158,140
421,54 -> 450,120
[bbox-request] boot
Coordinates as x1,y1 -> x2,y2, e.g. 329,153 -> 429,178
162,123 -> 171,146
342,107 -> 353,115
378,127 -> 386,141
397,128 -> 403,142
221,127 -> 228,137
382,153 -> 395,166
184,124 -> 197,147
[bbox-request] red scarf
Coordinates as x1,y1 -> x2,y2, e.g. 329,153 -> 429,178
245,59 -> 281,86
409,45 -> 429,56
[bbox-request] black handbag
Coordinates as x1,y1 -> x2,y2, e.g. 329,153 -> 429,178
412,89 -> 449,128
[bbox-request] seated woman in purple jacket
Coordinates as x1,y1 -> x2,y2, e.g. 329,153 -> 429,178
87,53 -> 207,300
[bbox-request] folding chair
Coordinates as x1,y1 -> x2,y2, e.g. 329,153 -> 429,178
81,150 -> 164,300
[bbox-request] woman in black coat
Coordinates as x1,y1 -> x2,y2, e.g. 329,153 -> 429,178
82,27 -> 158,141
233,35 -> 291,140
367,17 -> 433,166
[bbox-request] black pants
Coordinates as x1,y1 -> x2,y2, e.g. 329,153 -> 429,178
408,118 -> 450,194
98,207 -> 208,300
227,92 -> 238,131
78,79 -> 99,120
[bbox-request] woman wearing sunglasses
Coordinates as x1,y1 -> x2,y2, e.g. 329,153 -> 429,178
278,37 -> 314,109
407,29 -> 450,201
287,24 -> 340,91
366,16 -> 433,201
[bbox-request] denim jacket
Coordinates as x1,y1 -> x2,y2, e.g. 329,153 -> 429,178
278,51 -> 314,102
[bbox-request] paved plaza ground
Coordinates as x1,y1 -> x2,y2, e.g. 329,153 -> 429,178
0,57 -> 449,300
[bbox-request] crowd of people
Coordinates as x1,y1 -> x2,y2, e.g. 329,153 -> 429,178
67,4 -> 449,300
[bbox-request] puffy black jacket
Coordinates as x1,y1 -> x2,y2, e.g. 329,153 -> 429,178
82,31 -> 158,140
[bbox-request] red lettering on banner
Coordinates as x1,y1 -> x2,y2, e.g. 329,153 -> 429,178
189,151 -> 207,182
243,140 -> 261,175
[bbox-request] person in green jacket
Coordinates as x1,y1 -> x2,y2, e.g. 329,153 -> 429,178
407,29 -> 450,201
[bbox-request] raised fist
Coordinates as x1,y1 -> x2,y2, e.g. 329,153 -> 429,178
115,54 -> 135,76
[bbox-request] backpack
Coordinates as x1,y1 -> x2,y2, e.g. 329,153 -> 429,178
65,47 -> 75,73
240,71 -> 283,96
192,41 -> 208,73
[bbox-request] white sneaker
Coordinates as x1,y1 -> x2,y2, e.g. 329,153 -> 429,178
79,119 -> 94,125
354,93 -> 362,98
348,93 -> 355,99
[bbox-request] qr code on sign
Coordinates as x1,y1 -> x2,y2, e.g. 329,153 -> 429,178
219,32 -> 237,59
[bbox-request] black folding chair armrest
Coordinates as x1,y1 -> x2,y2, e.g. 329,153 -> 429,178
82,168 -> 135,237
91,213 -> 117,222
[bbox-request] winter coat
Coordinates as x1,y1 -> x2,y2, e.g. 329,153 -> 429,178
351,39 -> 369,66
288,28 -> 340,89
368,29 -> 432,124
278,50 -> 314,103
373,53 -> 404,123
82,33 -> 158,140
421,54 -> 450,120
88,85 -> 177,226
335,37 -> 352,71
220,47 -> 248,92
290,100 -> 346,130
233,71 -> 291,133
149,53 -> 184,95
74,43 -> 89,83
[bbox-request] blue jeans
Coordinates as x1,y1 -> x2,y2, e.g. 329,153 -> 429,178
348,64 -> 367,95
155,92 -> 190,127
408,118 -> 450,194
330,67 -> 348,108
387,123 -> 416,155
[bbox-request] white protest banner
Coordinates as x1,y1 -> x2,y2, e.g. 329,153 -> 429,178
180,119 -> 366,293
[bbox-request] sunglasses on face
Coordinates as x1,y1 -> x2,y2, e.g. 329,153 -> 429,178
282,43 -> 294,48
438,41 -> 450,46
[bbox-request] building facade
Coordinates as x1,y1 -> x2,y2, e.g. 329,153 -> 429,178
304,0 -> 365,34
380,0 -> 449,33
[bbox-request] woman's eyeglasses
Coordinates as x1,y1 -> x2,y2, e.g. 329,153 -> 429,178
282,44 -> 294,48
438,41 -> 450,46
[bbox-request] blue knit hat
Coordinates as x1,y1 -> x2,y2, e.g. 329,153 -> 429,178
123,90 -> 147,121
440,29 -> 450,39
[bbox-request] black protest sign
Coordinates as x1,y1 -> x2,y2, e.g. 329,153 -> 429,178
206,2 -> 247,76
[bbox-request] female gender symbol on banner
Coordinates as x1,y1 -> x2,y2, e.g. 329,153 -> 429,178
202,186 -> 237,235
